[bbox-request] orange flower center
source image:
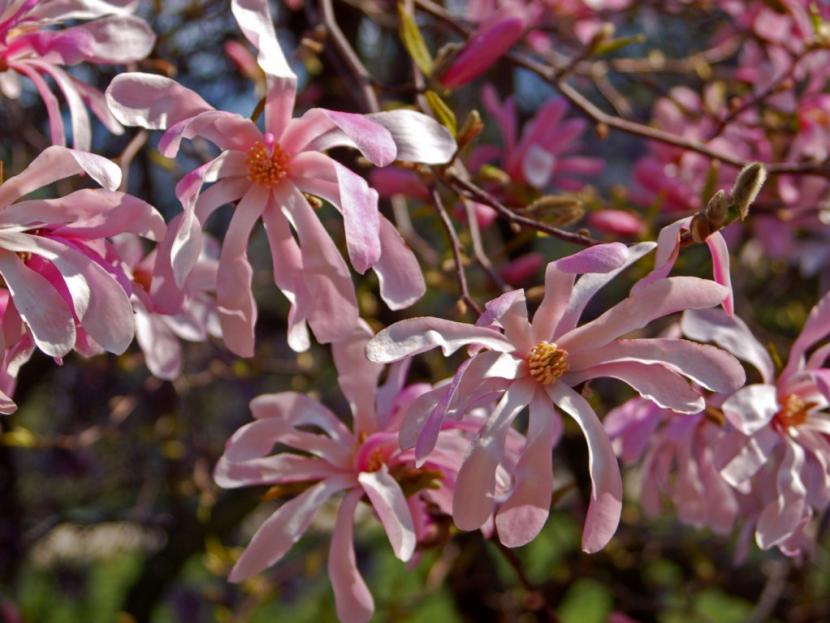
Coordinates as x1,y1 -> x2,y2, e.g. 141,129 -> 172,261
527,341 -> 569,385
245,142 -> 290,187
774,394 -> 814,430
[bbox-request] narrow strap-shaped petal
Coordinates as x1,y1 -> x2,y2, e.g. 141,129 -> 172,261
496,389 -> 561,547
373,215 -> 426,310
27,61 -> 91,151
0,249 -> 75,357
249,392 -> 353,443
10,61 -> 64,146
228,475 -> 353,582
0,145 -> 120,207
682,308 -> 775,384
548,383 -> 622,553
783,289 -> 830,379
567,338 -> 746,395
216,186 -> 267,357
359,466 -> 417,561
564,360 -> 705,414
280,185 -> 359,345
553,242 -> 656,339
332,323 -> 383,436
367,110 -> 457,164
106,72 -> 213,130
452,379 -> 535,531
215,452 -> 337,489
477,289 -> 534,355
231,0 -> 297,136
531,262 -> 576,344
705,232 -> 734,316
756,440 -> 808,550
367,317 -> 512,363
329,489 -> 375,623
291,151 -> 381,274
134,300 -> 181,380
558,277 -> 729,353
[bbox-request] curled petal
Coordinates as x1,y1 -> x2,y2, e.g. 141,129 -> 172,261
329,490 -> 374,623
106,72 -> 213,130
358,466 -> 416,561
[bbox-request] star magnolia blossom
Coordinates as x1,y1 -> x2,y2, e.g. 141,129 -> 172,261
366,243 -> 746,552
214,325 -> 509,623
105,0 -> 455,358
682,302 -> 830,552
0,0 -> 155,150
112,234 -> 221,381
0,145 -> 164,358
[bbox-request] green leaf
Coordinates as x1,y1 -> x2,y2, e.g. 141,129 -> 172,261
398,3 -> 434,75
426,90 -> 457,137
593,34 -> 646,56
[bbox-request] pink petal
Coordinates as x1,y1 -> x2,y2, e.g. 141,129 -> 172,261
722,384 -> 780,435
366,318 -> 513,363
249,392 -> 353,441
496,390 -> 560,547
26,61 -> 91,150
0,250 -> 75,357
756,440 -> 808,549
228,476 -> 353,582
373,215 -> 426,310
0,145 -> 120,207
329,489 -> 375,623
332,323 -> 383,436
439,15 -> 525,88
10,62 -> 65,146
682,308 -> 775,384
705,232 -> 733,316
65,15 -> 155,64
105,72 -> 213,130
559,277 -> 730,353
568,338 -> 746,395
216,186 -> 267,357
548,383 -> 622,553
359,467 -> 417,561
134,301 -> 181,380
453,379 -> 535,531
291,151 -> 380,274
368,110 -> 457,164
555,242 -> 628,274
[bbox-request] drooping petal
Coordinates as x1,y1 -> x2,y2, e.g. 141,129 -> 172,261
249,392 -> 353,442
366,318 -> 513,363
681,308 -> 775,384
0,250 -> 75,357
358,466 -> 417,561
228,476 -> 353,582
568,338 -> 746,395
453,379 -> 535,531
291,151 -> 381,274
705,232 -> 734,316
559,277 -> 730,353
496,389 -> 560,547
216,186 -> 267,357
548,383 -> 622,553
329,489 -> 375,623
756,440 -> 808,550
0,145 -> 120,207
105,72 -> 213,130
373,215 -> 426,310
332,322 -> 383,436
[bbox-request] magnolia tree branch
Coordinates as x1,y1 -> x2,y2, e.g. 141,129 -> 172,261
431,187 -> 483,316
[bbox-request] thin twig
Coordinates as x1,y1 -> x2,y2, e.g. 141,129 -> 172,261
431,187 -> 482,316
319,0 -> 379,112
446,173 -> 598,246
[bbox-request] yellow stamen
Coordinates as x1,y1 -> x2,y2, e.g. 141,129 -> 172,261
527,341 -> 569,385
774,394 -> 815,430
245,142 -> 290,187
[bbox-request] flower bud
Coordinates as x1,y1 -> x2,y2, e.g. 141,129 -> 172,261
525,195 -> 585,227
730,162 -> 767,220
703,189 -> 728,228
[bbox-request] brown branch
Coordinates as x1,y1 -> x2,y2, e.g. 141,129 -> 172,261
446,173 -> 598,246
319,0 -> 379,112
431,187 -> 482,316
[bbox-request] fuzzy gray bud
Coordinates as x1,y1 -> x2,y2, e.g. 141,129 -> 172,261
730,162 -> 767,220
704,189 -> 729,228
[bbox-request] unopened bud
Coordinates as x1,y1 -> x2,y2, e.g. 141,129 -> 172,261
587,22 -> 616,54
690,213 -> 715,243
457,110 -> 484,151
703,189 -> 728,228
730,162 -> 767,219
478,164 -> 511,186
431,42 -> 463,79
525,195 -> 584,227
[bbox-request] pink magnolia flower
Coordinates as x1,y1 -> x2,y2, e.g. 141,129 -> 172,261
106,0 -> 455,357
0,145 -> 164,358
473,84 -> 603,192
367,243 -> 745,552
0,0 -> 156,149
588,209 -> 645,237
682,302 -> 830,553
214,325 -> 494,623
112,233 -> 221,380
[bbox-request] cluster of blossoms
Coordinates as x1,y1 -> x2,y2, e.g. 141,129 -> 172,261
6,0 -> 830,620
